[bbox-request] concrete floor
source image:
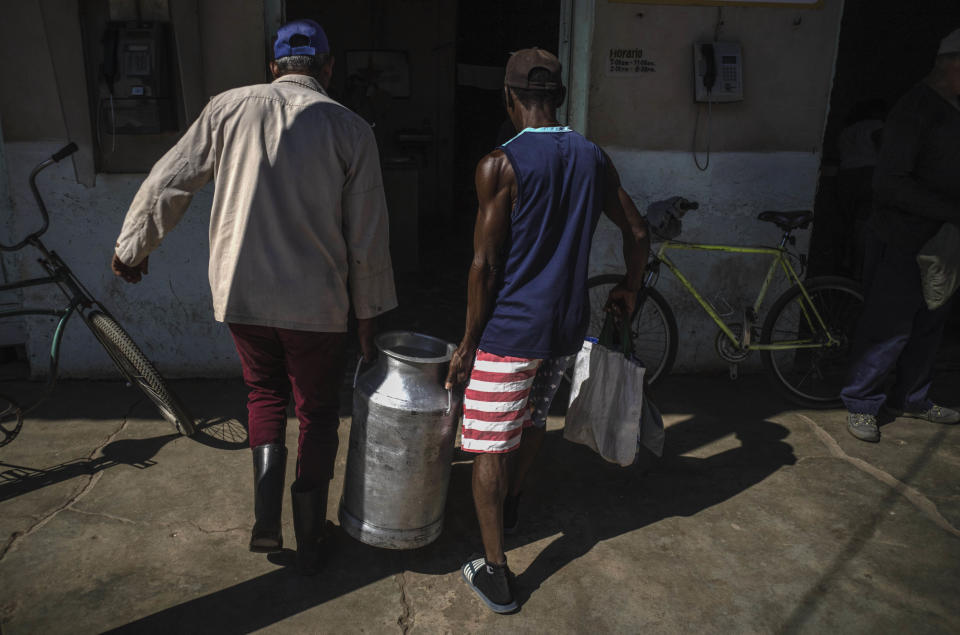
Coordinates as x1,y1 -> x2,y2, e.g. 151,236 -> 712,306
0,370 -> 958,634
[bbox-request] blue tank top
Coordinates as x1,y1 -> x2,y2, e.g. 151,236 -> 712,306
478,126 -> 606,359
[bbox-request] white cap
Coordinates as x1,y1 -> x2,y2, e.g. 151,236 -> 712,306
939,28 -> 960,55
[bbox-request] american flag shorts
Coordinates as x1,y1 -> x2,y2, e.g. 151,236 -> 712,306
460,349 -> 575,454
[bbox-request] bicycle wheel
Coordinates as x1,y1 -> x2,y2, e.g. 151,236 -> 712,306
586,274 -> 678,385
0,393 -> 24,448
84,311 -> 196,436
760,276 -> 864,408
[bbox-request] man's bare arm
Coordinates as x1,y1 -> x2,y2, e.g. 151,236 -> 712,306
600,153 -> 650,317
445,151 -> 514,389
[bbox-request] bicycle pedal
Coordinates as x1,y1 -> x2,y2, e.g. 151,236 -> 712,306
728,363 -> 739,380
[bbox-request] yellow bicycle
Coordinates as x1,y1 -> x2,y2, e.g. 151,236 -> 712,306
586,200 -> 863,408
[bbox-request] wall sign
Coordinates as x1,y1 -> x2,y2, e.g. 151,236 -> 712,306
606,48 -> 657,75
609,0 -> 823,7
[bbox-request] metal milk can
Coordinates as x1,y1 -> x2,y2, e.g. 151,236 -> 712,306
339,331 -> 461,549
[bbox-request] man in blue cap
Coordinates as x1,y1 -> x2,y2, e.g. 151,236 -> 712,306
112,19 -> 397,574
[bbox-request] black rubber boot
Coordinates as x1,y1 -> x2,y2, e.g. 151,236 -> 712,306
249,443 -> 287,553
291,482 -> 331,576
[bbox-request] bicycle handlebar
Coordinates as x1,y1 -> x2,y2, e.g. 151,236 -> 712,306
0,141 -> 77,252
51,143 -> 78,163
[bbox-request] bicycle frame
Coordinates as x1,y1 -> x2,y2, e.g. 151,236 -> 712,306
649,237 -> 841,352
0,142 -> 196,442
0,239 -> 105,411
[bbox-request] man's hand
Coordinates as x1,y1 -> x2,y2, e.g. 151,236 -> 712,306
444,342 -> 477,390
605,281 -> 638,319
357,317 -> 378,362
111,253 -> 149,283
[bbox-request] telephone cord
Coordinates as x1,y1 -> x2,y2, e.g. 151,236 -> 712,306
693,93 -> 712,171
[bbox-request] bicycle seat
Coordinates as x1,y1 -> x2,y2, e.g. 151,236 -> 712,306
757,210 -> 813,230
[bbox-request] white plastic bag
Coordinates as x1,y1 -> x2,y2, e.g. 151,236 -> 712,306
917,222 -> 960,311
564,340 -> 645,466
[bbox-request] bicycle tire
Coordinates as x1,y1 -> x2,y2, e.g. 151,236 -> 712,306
0,393 -> 24,448
84,311 -> 196,436
760,276 -> 864,409
586,274 -> 678,385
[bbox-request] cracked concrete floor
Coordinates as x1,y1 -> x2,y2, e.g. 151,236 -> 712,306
0,372 -> 958,633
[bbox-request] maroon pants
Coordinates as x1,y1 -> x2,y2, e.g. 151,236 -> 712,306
229,323 -> 347,489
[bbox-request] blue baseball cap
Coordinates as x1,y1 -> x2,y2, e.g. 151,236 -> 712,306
274,19 -> 329,59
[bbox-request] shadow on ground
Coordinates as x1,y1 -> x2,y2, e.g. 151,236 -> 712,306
100,385 -> 796,632
0,414 -> 247,503
2,246 -> 956,630
0,377 -> 251,506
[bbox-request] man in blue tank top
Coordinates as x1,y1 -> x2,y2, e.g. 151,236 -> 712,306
444,48 -> 651,613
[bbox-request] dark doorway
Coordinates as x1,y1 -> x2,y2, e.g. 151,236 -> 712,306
283,1 -> 561,343
452,0 -> 561,238
285,0 -> 458,277
811,0 -> 960,368
284,0 -> 560,262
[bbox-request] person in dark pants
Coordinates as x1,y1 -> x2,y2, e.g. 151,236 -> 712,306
841,28 -> 960,442
836,99 -> 885,279
112,19 -> 397,572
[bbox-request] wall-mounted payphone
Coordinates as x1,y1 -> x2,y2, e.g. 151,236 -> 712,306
693,41 -> 743,103
99,21 -> 177,135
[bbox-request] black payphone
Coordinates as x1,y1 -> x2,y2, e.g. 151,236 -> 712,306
693,41 -> 743,103
99,21 -> 177,135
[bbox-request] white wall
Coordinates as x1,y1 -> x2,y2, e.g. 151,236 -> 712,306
587,2 -> 844,151
583,0 -> 843,371
5,142 -> 237,377
2,1 -> 845,376
0,125 -> 26,349
0,2 -> 266,377
590,149 -> 818,371
0,2 -> 68,143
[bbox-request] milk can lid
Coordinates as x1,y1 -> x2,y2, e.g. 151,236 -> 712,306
376,331 -> 456,364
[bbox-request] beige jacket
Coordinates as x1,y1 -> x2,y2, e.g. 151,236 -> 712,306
115,74 -> 397,331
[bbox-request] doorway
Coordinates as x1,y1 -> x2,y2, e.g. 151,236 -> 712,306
284,0 -> 562,341
452,0 -> 561,239
285,0 -> 560,268
811,0 -> 960,368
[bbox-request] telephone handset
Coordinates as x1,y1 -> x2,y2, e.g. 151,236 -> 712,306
701,43 -> 717,92
101,25 -> 120,89
693,41 -> 742,103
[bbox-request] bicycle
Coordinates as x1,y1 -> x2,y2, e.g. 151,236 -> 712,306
0,143 -> 196,447
585,199 -> 864,408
